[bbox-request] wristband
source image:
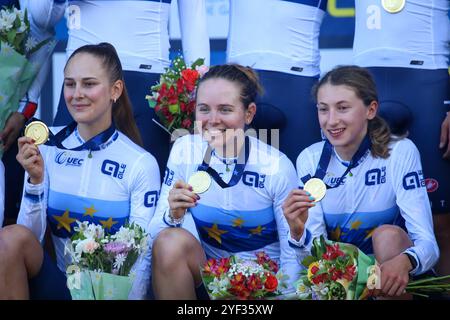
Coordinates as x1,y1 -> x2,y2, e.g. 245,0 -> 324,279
168,209 -> 185,227
22,102 -> 38,121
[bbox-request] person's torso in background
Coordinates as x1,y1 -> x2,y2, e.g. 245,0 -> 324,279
227,0 -> 327,76
67,0 -> 172,73
353,0 -> 449,69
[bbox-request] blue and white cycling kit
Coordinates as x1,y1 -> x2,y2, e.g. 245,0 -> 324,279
17,123 -> 160,299
353,0 -> 450,213
227,0 -> 327,163
149,134 -> 304,292
291,137 -> 439,275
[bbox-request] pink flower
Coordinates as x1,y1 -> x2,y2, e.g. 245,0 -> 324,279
195,64 -> 209,77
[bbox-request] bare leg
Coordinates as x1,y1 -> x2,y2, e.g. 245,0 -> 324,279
432,214 -> 450,276
372,224 -> 413,300
152,228 -> 206,299
0,225 -> 43,299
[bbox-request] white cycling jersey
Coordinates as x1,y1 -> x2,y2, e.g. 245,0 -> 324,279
17,124 -> 161,299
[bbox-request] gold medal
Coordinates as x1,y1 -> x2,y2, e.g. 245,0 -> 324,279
188,171 -> 211,194
381,0 -> 405,14
24,121 -> 49,145
303,178 -> 327,202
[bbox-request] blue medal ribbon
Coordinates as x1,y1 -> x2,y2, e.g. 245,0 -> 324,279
197,136 -> 250,189
302,135 -> 372,189
45,121 -> 118,156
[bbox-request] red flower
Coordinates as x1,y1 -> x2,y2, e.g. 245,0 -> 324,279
181,118 -> 192,129
264,274 -> 278,292
181,69 -> 200,91
322,243 -> 345,260
246,274 -> 263,291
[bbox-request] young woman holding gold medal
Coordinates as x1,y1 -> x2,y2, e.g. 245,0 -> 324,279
149,64 -> 302,299
0,43 -> 160,299
283,66 -> 439,298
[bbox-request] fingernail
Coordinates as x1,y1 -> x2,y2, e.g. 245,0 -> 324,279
196,195 -> 200,200
309,196 -> 315,201
188,186 -> 193,191
305,191 -> 311,196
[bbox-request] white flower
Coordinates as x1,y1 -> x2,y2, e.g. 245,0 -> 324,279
24,37 -> 37,52
75,238 -> 99,254
113,253 -> 127,270
208,277 -> 230,295
0,11 -> 15,31
296,282 -> 311,299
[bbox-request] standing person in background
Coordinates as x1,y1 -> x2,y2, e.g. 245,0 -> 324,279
353,0 -> 450,275
226,0 -> 327,163
0,0 -> 65,226
52,0 -> 210,181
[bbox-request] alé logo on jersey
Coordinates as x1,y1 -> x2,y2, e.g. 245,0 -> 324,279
403,170 -> 425,191
101,160 -> 126,179
242,171 -> 266,189
55,151 -> 84,167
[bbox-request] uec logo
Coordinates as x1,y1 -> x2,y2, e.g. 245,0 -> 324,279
55,152 -> 84,167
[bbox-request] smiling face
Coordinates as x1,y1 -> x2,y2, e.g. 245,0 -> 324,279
195,78 -> 256,156
317,83 -> 377,160
63,53 -> 122,133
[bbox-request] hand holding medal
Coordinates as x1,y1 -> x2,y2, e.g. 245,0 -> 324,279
16,121 -> 49,185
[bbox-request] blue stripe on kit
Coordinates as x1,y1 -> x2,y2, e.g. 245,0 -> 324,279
281,0 -> 327,11
191,203 -> 275,227
48,190 -> 129,219
24,192 -> 44,203
47,207 -> 128,238
191,204 -> 279,253
324,206 -> 400,254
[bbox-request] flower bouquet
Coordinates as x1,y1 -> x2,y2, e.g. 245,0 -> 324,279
65,221 -> 148,300
0,6 -> 54,155
295,236 -> 375,300
295,236 -> 450,300
146,56 -> 208,137
200,252 -> 288,300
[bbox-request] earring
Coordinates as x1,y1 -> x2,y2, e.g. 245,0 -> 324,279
113,98 -> 117,103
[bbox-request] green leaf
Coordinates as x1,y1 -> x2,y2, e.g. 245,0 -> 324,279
301,255 -> 317,268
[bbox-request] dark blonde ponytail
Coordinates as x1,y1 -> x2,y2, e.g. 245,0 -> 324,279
66,42 -> 143,146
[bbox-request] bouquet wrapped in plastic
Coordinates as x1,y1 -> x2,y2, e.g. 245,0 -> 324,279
0,6 -> 54,154
200,252 -> 288,300
295,236 -> 450,300
65,221 -> 148,300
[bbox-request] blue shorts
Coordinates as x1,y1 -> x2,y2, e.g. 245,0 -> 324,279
253,70 -> 321,164
53,70 -> 170,182
368,67 -> 450,213
29,251 -> 72,300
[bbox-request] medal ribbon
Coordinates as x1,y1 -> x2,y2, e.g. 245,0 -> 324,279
197,136 -> 251,189
45,121 -> 118,152
304,135 -> 372,189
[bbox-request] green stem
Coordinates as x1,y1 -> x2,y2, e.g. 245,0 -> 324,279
408,275 -> 450,286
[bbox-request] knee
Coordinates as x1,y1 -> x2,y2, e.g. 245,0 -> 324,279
0,225 -> 39,253
152,228 -> 197,271
372,224 -> 412,254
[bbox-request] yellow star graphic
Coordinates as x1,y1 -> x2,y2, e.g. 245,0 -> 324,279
53,210 -> 76,233
329,226 -> 342,241
83,205 -> 97,217
203,224 -> 228,244
100,217 -> 118,231
350,220 -> 362,230
249,225 -> 266,236
364,227 -> 376,240
232,218 -> 244,228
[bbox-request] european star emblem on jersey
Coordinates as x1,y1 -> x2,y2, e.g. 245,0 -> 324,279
100,217 -> 118,231
53,210 -> 76,233
83,205 -> 97,217
364,227 -> 376,240
203,224 -> 228,244
232,218 -> 244,228
249,225 -> 266,236
329,225 -> 342,241
350,220 -> 362,230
